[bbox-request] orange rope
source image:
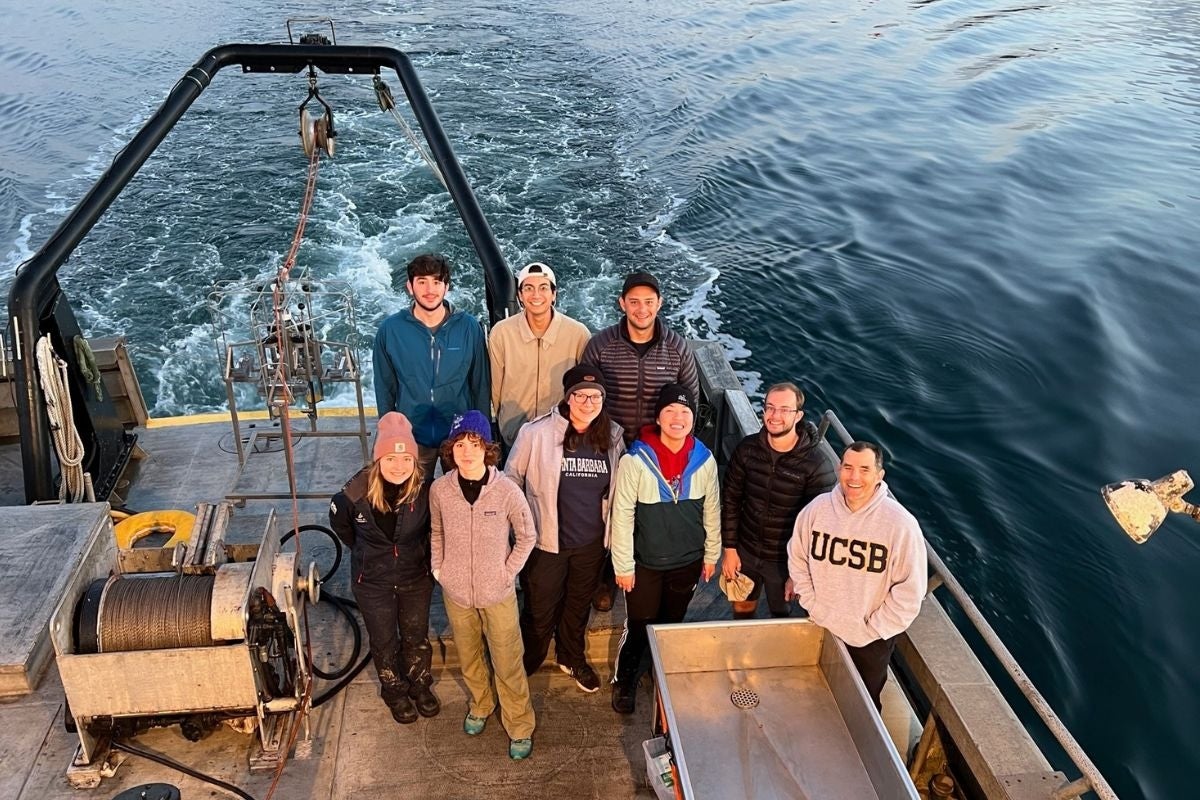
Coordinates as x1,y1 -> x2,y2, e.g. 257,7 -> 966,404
261,145 -> 321,800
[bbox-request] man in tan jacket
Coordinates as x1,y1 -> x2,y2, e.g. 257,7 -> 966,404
488,262 -> 591,448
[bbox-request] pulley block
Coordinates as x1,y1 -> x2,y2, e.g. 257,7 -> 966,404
299,107 -> 337,157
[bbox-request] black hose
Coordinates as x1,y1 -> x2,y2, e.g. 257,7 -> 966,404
277,524 -> 361,680
311,591 -> 361,681
281,524 -> 342,582
308,590 -> 372,708
111,739 -> 257,800
314,651 -> 373,708
276,525 -> 374,704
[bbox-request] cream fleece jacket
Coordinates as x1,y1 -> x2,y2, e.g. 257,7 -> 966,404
504,408 -> 625,553
430,466 -> 536,609
488,309 -> 590,446
787,481 -> 927,648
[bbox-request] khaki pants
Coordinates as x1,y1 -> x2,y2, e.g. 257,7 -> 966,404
443,592 -> 536,740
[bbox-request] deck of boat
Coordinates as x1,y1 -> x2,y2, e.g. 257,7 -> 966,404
0,415 -> 917,799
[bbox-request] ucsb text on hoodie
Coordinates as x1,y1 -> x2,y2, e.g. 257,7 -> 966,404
787,481 -> 927,648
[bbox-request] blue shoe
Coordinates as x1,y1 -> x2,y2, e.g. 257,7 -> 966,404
463,712 -> 487,736
509,738 -> 533,760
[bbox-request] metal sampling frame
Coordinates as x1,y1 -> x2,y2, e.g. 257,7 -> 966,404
208,277 -> 369,502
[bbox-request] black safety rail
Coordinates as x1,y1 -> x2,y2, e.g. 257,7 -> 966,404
7,42 -> 520,504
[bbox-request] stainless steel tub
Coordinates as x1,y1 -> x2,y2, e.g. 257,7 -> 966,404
647,619 -> 918,800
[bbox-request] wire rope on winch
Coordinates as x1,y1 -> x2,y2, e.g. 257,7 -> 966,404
98,575 -> 215,652
373,76 -> 447,190
35,335 -> 90,502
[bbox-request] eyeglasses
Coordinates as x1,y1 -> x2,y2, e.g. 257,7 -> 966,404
571,391 -> 604,405
764,405 -> 799,416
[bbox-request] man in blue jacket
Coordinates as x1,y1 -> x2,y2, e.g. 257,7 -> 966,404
373,253 -> 490,480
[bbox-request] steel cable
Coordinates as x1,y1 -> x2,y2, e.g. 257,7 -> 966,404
99,576 -> 215,652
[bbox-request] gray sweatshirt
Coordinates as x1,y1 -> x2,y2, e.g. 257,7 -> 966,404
787,481 -> 927,648
430,466 -> 536,609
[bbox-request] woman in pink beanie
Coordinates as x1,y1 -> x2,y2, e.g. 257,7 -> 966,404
329,412 -> 439,725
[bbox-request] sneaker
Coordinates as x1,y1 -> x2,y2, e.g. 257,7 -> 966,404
509,738 -> 533,760
560,663 -> 601,693
412,686 -> 441,718
463,712 -> 488,736
611,679 -> 636,714
388,695 -> 419,725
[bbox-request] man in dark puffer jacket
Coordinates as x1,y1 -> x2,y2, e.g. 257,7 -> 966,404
582,272 -> 699,447
721,382 -> 836,618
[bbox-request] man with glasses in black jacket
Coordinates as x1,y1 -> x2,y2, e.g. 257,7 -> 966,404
720,382 -> 835,618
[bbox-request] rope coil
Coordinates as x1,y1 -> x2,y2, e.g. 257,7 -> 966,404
35,335 -> 88,502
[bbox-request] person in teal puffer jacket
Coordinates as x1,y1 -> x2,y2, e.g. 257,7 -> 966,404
373,253 -> 491,480
608,383 -> 720,714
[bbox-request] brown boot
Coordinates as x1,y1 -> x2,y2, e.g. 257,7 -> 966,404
592,579 -> 615,612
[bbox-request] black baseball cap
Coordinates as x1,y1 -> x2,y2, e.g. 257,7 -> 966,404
621,271 -> 660,296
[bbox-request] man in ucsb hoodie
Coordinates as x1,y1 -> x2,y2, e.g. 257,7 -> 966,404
373,253 -> 491,480
787,441 -> 928,710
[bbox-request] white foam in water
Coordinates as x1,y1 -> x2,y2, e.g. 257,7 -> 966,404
3,28 -> 745,418
2,213 -> 37,273
633,187 -> 753,388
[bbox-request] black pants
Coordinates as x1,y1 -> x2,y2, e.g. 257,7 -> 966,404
353,574 -> 434,707
596,556 -> 617,599
613,560 -> 702,684
846,636 -> 897,711
733,548 -> 796,619
519,536 -> 607,674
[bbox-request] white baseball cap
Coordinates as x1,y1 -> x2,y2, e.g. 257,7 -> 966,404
517,262 -> 557,290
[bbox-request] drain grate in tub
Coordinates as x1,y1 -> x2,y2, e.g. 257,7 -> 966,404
730,688 -> 760,709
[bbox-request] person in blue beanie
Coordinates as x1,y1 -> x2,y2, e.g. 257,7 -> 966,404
430,410 -> 538,760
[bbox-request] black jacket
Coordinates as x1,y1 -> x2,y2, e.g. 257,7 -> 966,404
720,423 -> 836,561
582,320 -> 700,445
329,468 -> 432,586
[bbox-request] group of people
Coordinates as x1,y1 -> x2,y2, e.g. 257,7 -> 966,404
329,252 -> 928,762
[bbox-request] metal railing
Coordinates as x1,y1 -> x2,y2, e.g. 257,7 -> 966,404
6,41 -> 520,503
816,407 -> 1117,800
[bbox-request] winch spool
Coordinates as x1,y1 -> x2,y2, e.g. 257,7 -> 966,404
75,575 -> 216,654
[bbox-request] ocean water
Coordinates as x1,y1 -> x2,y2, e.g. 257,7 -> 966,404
2,1 -> 1198,797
